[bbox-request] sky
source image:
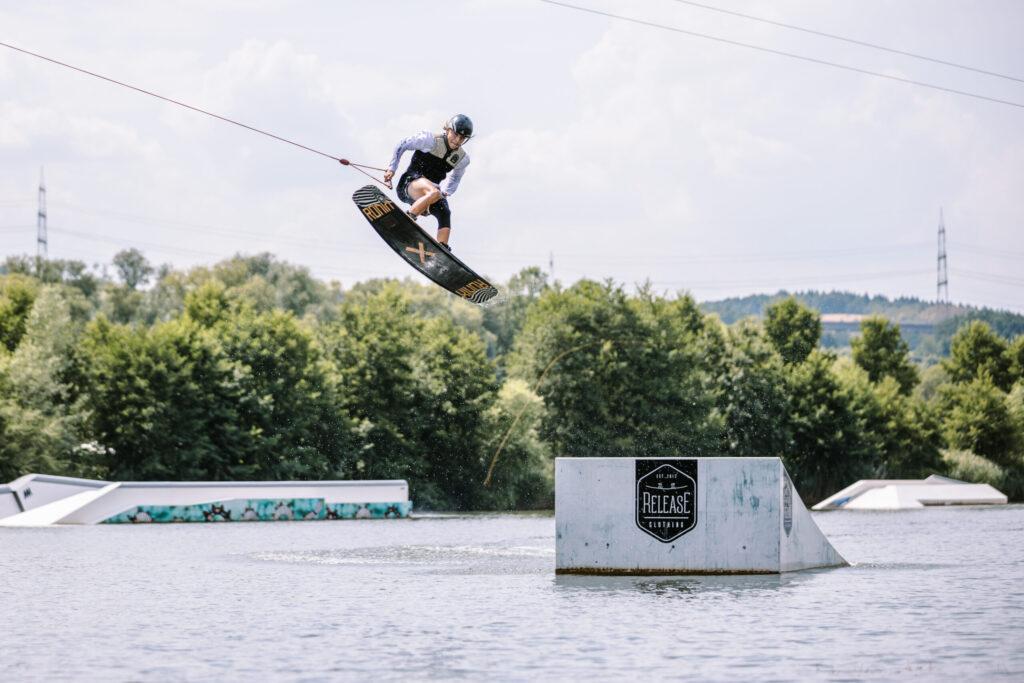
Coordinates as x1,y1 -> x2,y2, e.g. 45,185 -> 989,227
1,0 -> 1022,312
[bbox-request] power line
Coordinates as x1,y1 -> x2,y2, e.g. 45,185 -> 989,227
666,0 -> 1024,84
952,268 -> 1024,288
652,267 -> 933,290
45,226 -> 386,280
951,242 -> 1024,261
48,199 -> 936,265
47,201 -> 383,254
540,1 -> 1024,110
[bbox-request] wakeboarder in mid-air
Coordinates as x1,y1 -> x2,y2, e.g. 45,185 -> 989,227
382,114 -> 473,250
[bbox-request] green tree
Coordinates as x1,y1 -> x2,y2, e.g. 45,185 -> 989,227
210,253 -> 333,317
482,267 -> 551,361
1007,336 -> 1024,385
944,320 -> 1012,390
112,248 -> 154,290
716,320 -> 791,458
80,315 -> 251,480
413,317 -> 499,508
321,283 -> 500,509
0,274 -> 40,352
851,316 -> 918,394
834,359 -> 942,478
207,304 -> 356,479
784,351 -> 878,503
345,278 -> 495,355
479,378 -> 553,509
321,284 -> 429,485
764,297 -> 821,364
914,363 -> 949,402
874,379 -> 943,477
79,296 -> 354,480
510,281 -> 722,460
102,284 -> 146,324
2,256 -> 101,303
0,287 -> 89,481
939,373 -> 1016,467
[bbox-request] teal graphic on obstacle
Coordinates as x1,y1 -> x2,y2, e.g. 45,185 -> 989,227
103,498 -> 413,523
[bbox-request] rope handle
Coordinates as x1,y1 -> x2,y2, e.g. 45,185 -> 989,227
340,159 -> 392,189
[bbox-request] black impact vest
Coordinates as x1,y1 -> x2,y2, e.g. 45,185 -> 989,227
407,134 -> 466,183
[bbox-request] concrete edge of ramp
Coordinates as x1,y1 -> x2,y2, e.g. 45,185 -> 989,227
555,457 -> 847,575
0,484 -> 121,527
0,474 -> 412,525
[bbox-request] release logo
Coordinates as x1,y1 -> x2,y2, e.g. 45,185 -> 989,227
635,460 -> 698,543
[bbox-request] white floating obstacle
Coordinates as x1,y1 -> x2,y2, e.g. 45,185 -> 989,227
556,457 -> 847,574
0,473 -> 411,526
813,474 -> 1008,510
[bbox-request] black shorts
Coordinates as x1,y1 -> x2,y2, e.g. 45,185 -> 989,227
397,171 -> 452,228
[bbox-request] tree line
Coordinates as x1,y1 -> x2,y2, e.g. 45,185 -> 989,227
1,250 -> 1022,508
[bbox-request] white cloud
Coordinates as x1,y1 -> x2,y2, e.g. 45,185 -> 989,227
0,102 -> 161,160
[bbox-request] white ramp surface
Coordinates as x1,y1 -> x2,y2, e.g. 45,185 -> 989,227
556,457 -> 846,575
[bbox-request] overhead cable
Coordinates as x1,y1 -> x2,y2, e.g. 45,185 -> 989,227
540,1 -> 1024,109
666,0 -> 1024,83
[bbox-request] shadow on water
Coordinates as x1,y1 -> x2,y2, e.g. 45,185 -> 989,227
552,572 -> 811,598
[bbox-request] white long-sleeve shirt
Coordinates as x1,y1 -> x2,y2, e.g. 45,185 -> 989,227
387,131 -> 470,196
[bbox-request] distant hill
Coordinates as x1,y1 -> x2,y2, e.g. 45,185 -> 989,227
699,290 -> 1024,360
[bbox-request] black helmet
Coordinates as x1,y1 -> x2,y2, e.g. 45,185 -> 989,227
447,114 -> 474,138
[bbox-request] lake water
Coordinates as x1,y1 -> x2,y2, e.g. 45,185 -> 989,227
2,506 -> 1022,681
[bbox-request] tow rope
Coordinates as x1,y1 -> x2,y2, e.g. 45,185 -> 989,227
0,40 -> 393,188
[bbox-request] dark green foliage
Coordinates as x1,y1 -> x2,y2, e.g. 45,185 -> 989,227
511,281 -> 722,460
0,287 -> 89,481
482,267 -> 551,361
479,379 -> 553,509
414,318 -> 499,508
701,290 -> 966,324
208,253 -> 334,317
943,321 -> 1012,390
716,321 -> 791,458
852,316 -> 918,394
321,284 -> 431,484
836,363 -> 943,479
320,284 -> 514,510
2,256 -> 102,302
702,290 -> 1024,363
936,310 -> 1024,350
79,301 -> 355,481
784,351 -> 878,503
112,248 -> 154,290
764,297 -> 822,364
78,316 -> 241,480
939,374 -> 1018,468
0,274 -> 39,352
1008,336 -> 1024,385
4,247 -> 1024,506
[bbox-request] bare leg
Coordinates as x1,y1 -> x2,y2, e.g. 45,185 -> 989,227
406,178 -> 442,216
405,178 -> 450,246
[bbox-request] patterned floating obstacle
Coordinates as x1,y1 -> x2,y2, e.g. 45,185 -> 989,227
0,474 -> 410,526
556,457 -> 847,575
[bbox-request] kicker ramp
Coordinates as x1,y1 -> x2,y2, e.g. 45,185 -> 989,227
0,475 -> 411,526
556,457 -> 847,574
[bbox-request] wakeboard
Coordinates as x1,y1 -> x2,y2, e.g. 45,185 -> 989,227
352,184 -> 498,304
